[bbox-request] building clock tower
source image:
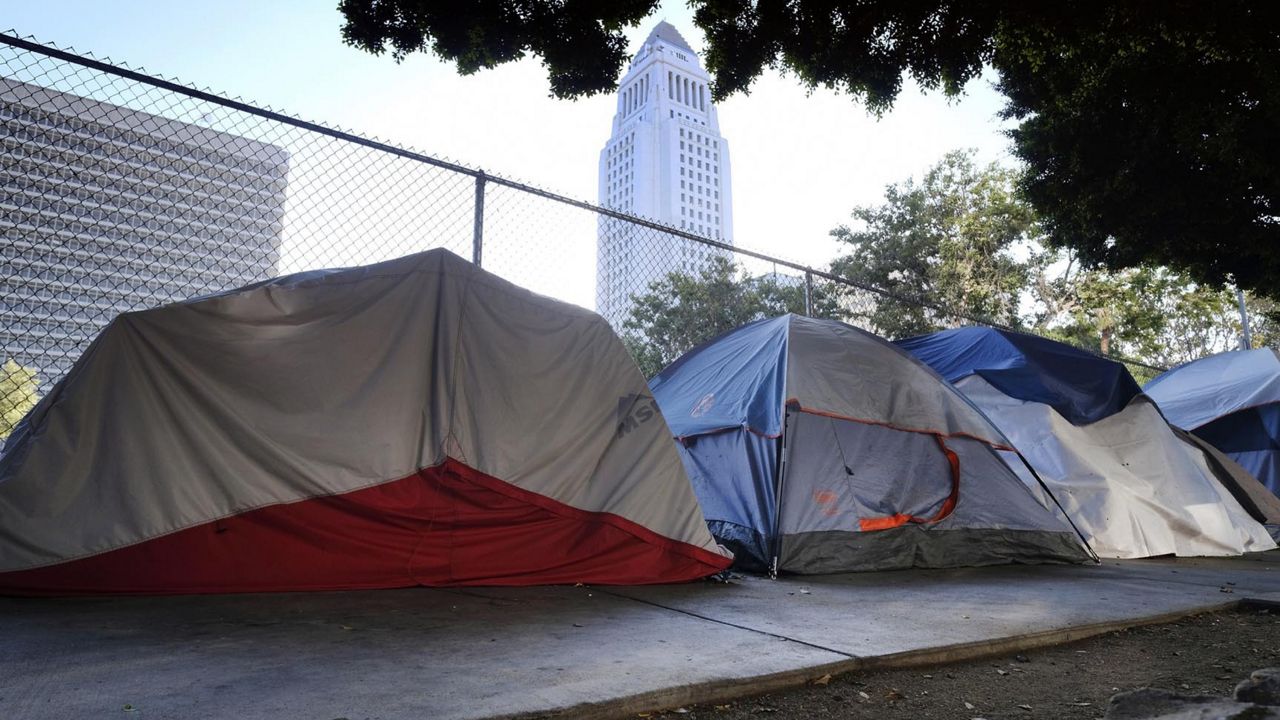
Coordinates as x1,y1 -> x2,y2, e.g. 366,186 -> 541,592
595,21 -> 735,326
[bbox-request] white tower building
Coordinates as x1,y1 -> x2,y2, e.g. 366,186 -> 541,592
596,21 -> 734,326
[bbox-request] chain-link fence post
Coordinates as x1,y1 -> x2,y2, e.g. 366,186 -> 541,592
473,170 -> 486,267
804,270 -> 814,317
1237,288 -> 1252,350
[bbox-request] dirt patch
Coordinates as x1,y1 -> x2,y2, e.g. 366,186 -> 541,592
641,605 -> 1280,719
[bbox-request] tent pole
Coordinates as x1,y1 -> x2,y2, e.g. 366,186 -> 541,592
1013,450 -> 1101,564
769,411 -> 792,579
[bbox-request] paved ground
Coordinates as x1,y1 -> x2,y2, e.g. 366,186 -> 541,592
1,552 -> 1277,720
642,606 -> 1280,719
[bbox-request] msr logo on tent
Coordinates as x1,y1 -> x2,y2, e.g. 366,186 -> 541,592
617,394 -> 660,438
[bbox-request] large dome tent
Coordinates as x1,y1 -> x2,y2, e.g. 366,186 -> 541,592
897,327 -> 1277,558
649,314 -> 1092,575
0,249 -> 731,594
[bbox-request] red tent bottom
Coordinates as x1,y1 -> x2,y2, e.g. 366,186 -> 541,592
0,458 -> 730,595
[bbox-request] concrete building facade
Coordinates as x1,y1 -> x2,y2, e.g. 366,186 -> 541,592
0,77 -> 288,390
596,22 -> 735,325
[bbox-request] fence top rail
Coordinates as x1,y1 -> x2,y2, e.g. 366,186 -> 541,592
0,30 -> 1168,373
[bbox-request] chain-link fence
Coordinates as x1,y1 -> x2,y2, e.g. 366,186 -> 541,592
0,32 -> 1166,438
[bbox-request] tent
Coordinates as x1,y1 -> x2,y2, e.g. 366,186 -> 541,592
897,327 -> 1278,558
649,314 -> 1091,575
1145,349 -> 1280,499
0,249 -> 731,595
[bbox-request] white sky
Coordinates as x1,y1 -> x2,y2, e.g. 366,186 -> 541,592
4,0 -> 1016,311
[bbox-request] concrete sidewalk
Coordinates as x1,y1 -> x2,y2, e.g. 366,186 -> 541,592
2,552 -> 1277,720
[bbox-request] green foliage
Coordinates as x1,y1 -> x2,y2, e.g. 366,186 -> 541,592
830,150 -> 1263,369
997,3 -> 1280,303
829,150 -> 1035,339
0,360 -> 40,440
1245,297 -> 1280,350
338,0 -> 660,98
621,256 -> 835,378
692,1 -> 996,112
339,2 -> 1280,300
1037,266 -> 1244,368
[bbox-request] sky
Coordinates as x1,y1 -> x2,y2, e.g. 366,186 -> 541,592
3,0 -> 1016,310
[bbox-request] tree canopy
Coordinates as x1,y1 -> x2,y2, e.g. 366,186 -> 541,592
0,360 -> 39,440
996,4 -> 1280,300
621,255 -> 833,377
339,1 -> 1280,300
829,150 -> 1032,339
831,150 -> 1268,369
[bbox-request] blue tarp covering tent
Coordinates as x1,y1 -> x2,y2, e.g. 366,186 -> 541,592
1146,349 -> 1280,498
650,315 -> 1091,574
896,326 -> 1140,425
898,328 -> 1279,557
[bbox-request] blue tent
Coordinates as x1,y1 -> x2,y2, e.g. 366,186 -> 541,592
898,328 -> 1280,557
651,315 -> 1091,574
1146,349 -> 1280,497
895,326 -> 1140,425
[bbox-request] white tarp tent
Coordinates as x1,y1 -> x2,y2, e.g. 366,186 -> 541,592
898,328 -> 1276,559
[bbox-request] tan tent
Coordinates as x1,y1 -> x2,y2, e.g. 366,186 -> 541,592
0,249 -> 731,594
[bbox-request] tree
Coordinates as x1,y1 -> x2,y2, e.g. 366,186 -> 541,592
1037,266 -> 1241,368
338,0 -> 658,98
1245,297 -> 1280,351
1,360 -> 40,441
828,150 -> 1265,370
996,5 -> 1280,301
622,256 -> 835,377
829,150 -> 1034,339
340,2 -> 1280,300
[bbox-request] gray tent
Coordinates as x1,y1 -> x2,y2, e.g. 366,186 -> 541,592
650,315 -> 1092,574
